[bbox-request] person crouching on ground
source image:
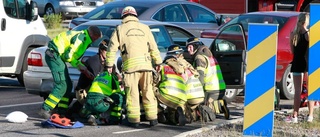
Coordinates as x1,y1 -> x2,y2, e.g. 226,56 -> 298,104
186,37 -> 228,121
81,71 -> 125,126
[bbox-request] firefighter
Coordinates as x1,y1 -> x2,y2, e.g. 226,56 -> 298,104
185,37 -> 229,121
38,26 -> 102,119
105,6 -> 163,127
154,44 -> 190,126
80,71 -> 125,126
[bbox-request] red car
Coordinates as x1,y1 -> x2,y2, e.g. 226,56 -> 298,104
201,11 -> 301,100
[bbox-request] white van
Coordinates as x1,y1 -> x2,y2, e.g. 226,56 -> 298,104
0,0 -> 49,86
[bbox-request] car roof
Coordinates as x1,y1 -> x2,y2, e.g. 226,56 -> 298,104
78,19 -> 184,28
242,11 -> 301,17
108,0 -> 193,6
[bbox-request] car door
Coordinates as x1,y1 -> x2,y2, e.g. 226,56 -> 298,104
210,23 -> 247,88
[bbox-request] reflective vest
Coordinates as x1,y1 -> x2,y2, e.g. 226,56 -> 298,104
185,69 -> 205,99
88,72 -> 124,96
158,65 -> 187,105
50,30 -> 92,68
202,55 -> 226,91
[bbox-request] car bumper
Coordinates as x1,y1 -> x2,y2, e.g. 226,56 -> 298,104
24,70 -> 79,96
60,6 -> 96,18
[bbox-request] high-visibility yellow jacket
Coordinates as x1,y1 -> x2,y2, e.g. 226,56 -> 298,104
159,65 -> 187,105
49,30 -> 92,68
195,55 -> 226,91
185,69 -> 205,99
88,72 -> 124,96
106,16 -> 162,73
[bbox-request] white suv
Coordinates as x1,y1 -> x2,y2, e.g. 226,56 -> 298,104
0,0 -> 49,86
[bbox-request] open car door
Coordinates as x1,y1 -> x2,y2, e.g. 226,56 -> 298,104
209,23 -> 247,89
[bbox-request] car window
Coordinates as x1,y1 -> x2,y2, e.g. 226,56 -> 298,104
165,26 -> 193,48
153,4 -> 187,22
3,0 -> 26,18
149,26 -> 171,52
73,25 -> 116,47
83,4 -> 148,19
223,15 -> 288,32
214,24 -> 245,51
184,4 -> 217,23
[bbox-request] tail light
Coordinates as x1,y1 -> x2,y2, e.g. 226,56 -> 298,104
27,52 -> 43,66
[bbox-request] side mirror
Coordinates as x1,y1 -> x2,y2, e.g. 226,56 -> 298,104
217,15 -> 223,26
26,0 -> 38,21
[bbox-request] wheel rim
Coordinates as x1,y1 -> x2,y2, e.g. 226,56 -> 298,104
286,72 -> 295,96
225,89 -> 236,98
46,7 -> 54,15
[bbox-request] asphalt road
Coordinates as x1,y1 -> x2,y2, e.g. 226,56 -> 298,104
0,77 -> 247,137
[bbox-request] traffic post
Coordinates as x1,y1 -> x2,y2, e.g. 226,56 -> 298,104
308,4 -> 320,101
243,23 -> 278,137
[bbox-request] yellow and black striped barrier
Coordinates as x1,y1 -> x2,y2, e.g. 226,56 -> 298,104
308,4 -> 320,101
243,23 -> 278,137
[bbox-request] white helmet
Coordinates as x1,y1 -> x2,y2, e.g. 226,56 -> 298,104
121,6 -> 137,18
6,111 -> 28,123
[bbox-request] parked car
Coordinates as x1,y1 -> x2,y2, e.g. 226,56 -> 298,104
34,0 -> 105,18
201,11 -> 301,99
69,0 -> 223,37
24,20 -> 220,100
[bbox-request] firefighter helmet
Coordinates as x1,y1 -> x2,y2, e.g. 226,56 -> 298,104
99,38 -> 109,51
167,44 -> 183,55
186,37 -> 204,49
121,6 -> 137,18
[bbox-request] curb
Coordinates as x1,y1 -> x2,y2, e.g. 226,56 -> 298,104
174,116 -> 244,137
175,105 -> 320,137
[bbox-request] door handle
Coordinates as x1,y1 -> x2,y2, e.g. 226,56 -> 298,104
1,18 -> 6,31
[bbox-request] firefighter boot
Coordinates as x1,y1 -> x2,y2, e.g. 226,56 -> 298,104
87,115 -> 97,126
177,106 -> 187,126
219,100 -> 230,120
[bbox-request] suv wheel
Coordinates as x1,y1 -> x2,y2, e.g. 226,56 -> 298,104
279,65 -> 294,100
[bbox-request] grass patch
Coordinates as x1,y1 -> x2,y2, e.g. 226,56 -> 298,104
47,28 -> 68,39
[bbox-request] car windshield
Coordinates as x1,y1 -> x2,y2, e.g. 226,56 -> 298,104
83,4 -> 148,19
222,15 -> 289,32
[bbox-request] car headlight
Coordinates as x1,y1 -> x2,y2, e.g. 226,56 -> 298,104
59,1 -> 75,6
96,1 -> 104,6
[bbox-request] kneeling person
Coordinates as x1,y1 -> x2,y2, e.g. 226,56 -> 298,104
82,71 -> 125,126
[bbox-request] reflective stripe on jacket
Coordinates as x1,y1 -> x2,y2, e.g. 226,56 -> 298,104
159,65 -> 187,104
88,72 -> 124,96
198,55 -> 226,91
106,16 -> 162,72
185,69 -> 205,99
50,30 -> 92,68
